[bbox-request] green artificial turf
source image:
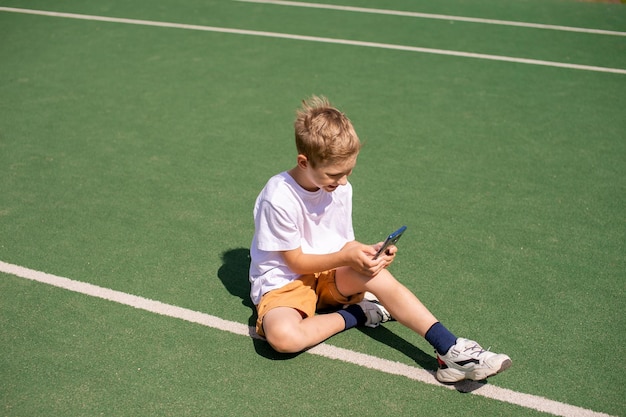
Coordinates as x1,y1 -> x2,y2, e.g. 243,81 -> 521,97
1,1 -> 624,416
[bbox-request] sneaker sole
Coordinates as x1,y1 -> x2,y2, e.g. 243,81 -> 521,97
436,358 -> 512,384
470,357 -> 512,381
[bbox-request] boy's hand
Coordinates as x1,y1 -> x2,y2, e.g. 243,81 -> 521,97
373,241 -> 398,259
341,241 -> 396,277
373,241 -> 397,270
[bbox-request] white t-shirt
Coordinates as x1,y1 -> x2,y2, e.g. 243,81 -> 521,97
249,171 -> 355,305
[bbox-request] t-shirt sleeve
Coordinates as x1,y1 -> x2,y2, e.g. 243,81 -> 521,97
255,199 -> 301,252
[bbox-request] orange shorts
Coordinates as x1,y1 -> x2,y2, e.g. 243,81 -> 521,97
255,270 -> 364,337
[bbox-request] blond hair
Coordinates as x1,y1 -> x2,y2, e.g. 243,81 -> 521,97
294,96 -> 361,167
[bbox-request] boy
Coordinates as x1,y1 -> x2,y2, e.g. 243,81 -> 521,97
249,96 -> 511,383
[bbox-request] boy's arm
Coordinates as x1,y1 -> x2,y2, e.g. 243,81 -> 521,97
281,241 -> 394,277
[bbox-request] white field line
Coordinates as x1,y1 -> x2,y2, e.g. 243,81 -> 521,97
0,260 -> 617,417
236,0 -> 626,37
1,7 -> 625,75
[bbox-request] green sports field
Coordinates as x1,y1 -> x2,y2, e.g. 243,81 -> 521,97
1,0 -> 625,416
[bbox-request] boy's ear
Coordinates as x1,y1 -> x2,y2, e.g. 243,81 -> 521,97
296,154 -> 309,169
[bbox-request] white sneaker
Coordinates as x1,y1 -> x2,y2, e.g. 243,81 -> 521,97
436,338 -> 512,383
357,292 -> 393,328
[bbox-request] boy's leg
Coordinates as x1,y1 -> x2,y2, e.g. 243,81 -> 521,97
259,271 -> 390,353
335,266 -> 439,337
335,266 -> 511,383
262,307 -> 346,353
258,273 -> 373,353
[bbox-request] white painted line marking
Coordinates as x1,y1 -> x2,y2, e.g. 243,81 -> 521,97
235,0 -> 626,37
0,260 -> 617,417
1,7 -> 625,75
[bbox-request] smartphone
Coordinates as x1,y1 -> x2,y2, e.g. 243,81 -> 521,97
373,225 -> 407,259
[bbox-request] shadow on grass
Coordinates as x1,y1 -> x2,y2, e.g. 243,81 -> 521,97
356,325 -> 437,371
217,247 -> 255,326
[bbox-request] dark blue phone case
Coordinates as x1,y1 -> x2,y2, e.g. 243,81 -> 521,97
373,225 -> 407,259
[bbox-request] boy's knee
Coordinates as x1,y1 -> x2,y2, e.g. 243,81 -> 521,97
265,324 -> 303,353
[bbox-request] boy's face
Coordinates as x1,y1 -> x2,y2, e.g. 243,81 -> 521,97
298,155 -> 357,193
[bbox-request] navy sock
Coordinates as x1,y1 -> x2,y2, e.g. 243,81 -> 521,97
425,322 -> 457,356
338,304 -> 367,329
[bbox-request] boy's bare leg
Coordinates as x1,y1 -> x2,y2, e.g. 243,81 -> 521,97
261,268 -> 511,383
262,306 -> 346,353
335,266 -> 512,382
262,267 -> 437,353
335,266 -> 438,337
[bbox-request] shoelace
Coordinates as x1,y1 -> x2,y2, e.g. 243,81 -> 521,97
463,342 -> 490,358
